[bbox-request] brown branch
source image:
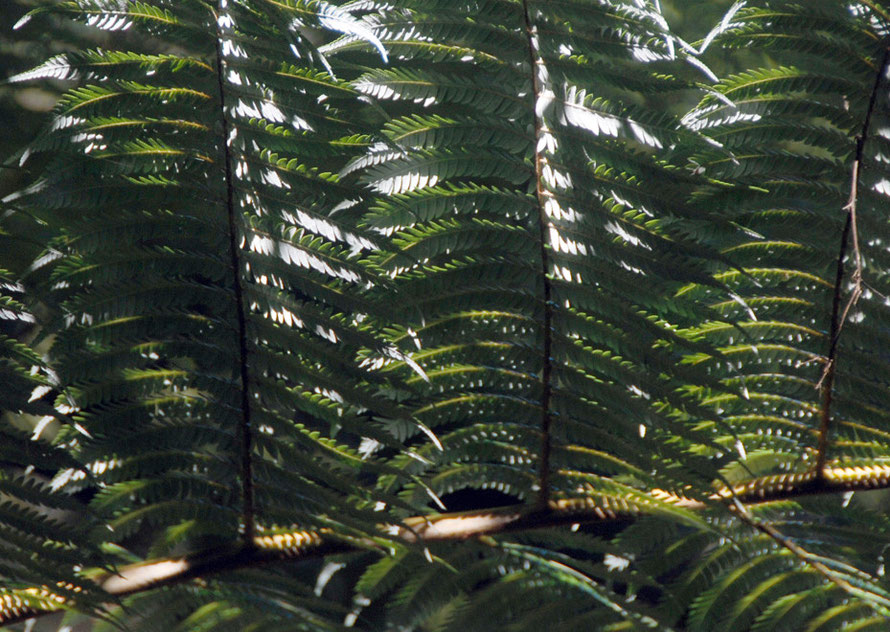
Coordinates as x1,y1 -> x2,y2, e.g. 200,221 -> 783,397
814,43 -> 890,476
521,0 -> 555,510
213,3 -> 255,544
6,463 -> 890,626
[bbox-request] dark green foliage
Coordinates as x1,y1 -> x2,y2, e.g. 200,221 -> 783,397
3,1 -> 890,630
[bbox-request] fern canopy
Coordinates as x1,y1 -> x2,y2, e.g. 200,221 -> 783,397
3,0 -> 890,630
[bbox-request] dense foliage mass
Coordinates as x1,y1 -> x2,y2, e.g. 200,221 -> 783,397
3,1 -> 890,630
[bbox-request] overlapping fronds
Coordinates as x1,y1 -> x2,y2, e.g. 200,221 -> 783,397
647,0 -> 890,628
4,0 -> 890,630
0,262 -> 99,620
1,0 -> 418,625
342,0 -> 737,514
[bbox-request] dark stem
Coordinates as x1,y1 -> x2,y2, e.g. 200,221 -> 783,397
815,215 -> 850,474
815,43 -> 890,475
214,5 -> 255,544
521,0 -> 554,509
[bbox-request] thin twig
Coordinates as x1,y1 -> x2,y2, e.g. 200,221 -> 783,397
730,499 -> 890,612
522,0 -> 555,510
814,43 -> 890,475
214,3 -> 255,545
837,144 -> 865,336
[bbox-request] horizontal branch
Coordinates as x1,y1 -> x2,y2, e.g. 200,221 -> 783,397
4,463 -> 890,625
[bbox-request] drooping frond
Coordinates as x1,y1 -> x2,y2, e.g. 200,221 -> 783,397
1,0 -> 421,625
5,0 -> 890,630
342,0 -> 740,515
321,0 -> 753,627
645,1 -> 890,627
